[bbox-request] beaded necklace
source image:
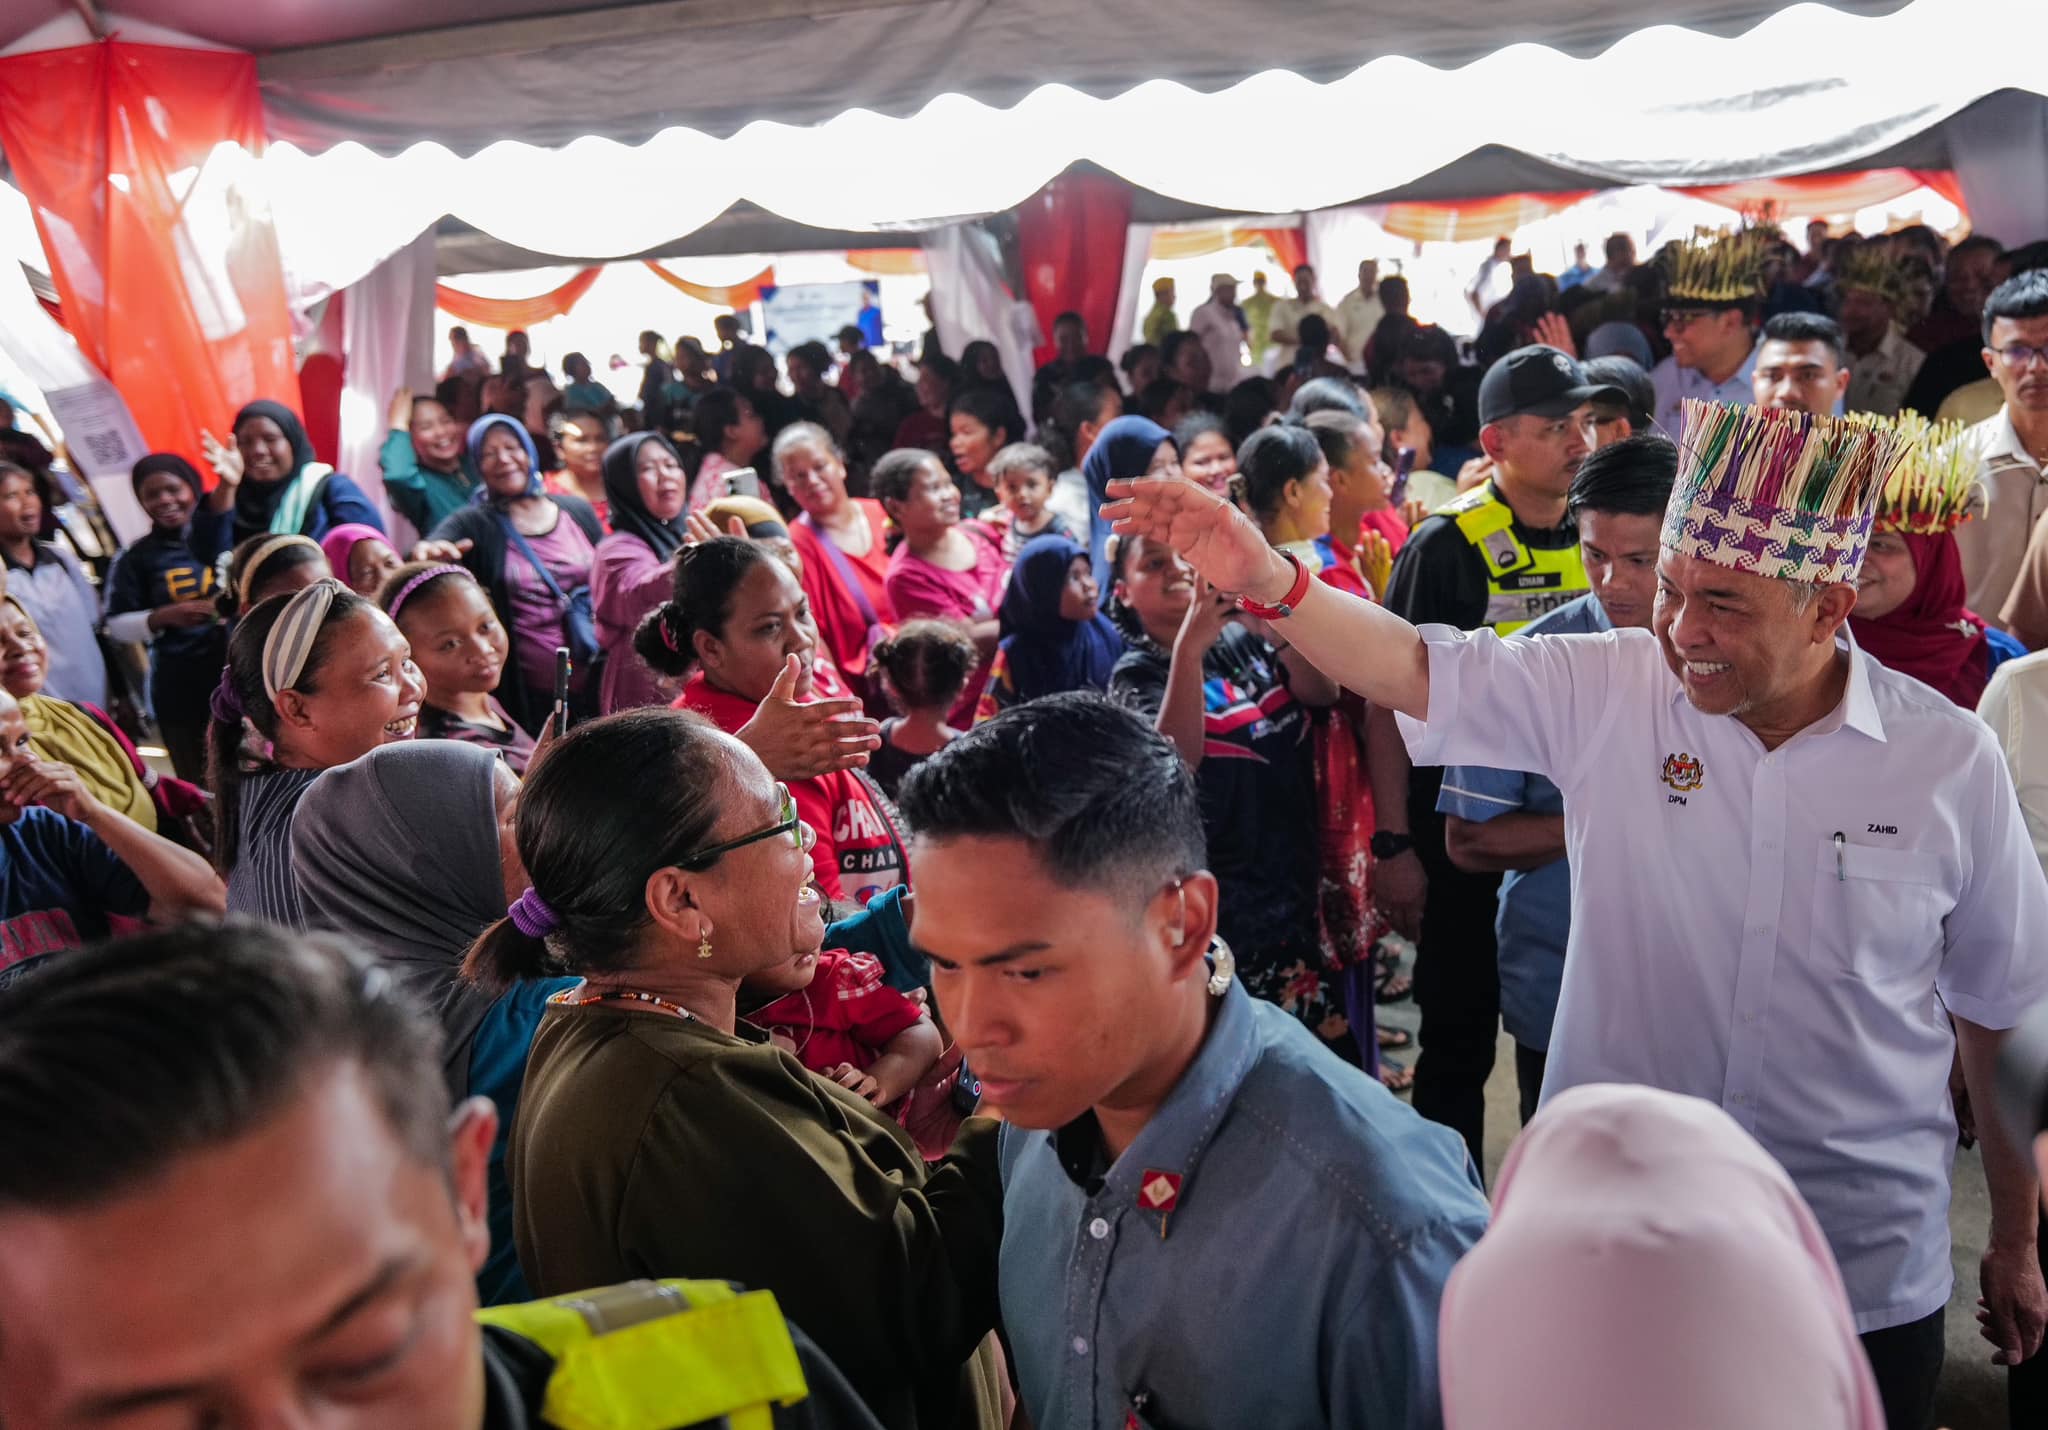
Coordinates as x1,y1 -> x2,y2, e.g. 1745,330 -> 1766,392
554,987 -> 698,1023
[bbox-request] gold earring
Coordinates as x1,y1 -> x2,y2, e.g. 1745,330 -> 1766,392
697,934 -> 714,959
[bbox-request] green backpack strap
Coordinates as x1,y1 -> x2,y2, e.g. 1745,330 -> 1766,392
478,1279 -> 809,1430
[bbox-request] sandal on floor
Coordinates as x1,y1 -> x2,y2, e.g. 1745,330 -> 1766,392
1379,1060 -> 1415,1094
1375,1025 -> 1413,1051
1375,968 -> 1414,1005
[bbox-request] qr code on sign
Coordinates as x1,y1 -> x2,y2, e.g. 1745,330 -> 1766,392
80,431 -> 127,466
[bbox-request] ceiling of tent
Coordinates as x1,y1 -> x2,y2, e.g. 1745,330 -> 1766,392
1,0 -> 1914,152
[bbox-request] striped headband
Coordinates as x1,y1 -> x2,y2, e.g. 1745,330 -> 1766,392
386,564 -> 471,622
238,534 -> 322,611
261,578 -> 343,703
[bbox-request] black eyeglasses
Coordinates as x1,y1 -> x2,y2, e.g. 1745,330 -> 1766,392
676,783 -> 803,868
1994,343 -> 2048,370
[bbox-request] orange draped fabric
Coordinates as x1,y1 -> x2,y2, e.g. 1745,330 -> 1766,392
0,41 -> 302,471
1379,192 -> 1596,243
1675,168 -> 1964,219
1247,227 -> 1310,274
435,268 -> 602,327
641,261 -> 774,308
845,249 -> 926,276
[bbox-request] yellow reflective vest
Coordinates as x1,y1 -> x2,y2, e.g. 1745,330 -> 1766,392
1437,483 -> 1589,634
476,1279 -> 809,1430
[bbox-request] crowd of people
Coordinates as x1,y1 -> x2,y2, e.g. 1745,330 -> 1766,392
5,216 -> 2048,1429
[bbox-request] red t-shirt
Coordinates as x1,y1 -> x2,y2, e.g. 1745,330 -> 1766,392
750,948 -> 926,1076
791,501 -> 897,683
677,672 -> 909,903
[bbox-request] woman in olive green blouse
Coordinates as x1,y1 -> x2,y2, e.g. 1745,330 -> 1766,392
467,707 -> 1002,1430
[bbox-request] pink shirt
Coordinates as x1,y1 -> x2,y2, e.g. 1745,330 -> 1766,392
504,511 -> 596,695
885,522 -> 1007,723
592,532 -> 676,713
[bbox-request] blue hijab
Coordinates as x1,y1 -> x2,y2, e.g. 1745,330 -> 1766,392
998,532 -> 1123,703
466,414 -> 544,503
1081,414 -> 1172,585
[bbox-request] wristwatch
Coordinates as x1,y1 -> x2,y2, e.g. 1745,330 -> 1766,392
1370,831 -> 1415,860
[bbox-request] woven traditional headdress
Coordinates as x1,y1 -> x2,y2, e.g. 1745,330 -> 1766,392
1661,399 -> 1917,585
1662,227 -> 1770,308
1874,412 -> 1980,535
1833,245 -> 1906,305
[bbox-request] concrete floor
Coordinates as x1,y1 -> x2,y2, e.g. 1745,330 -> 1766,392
1373,989 -> 2010,1427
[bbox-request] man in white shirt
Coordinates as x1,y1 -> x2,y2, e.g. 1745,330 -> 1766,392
1187,274 -> 1244,395
1267,265 -> 1339,374
1107,399 -> 2048,1430
1957,270 -> 2048,620
1334,259 -> 1384,369
1582,232 -> 1636,295
1466,238 -> 1512,324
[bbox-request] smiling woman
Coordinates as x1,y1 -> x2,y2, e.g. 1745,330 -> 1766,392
592,431 -> 690,713
207,580 -> 425,925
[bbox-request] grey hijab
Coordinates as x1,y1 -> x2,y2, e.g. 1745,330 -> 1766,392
292,739 -> 505,1097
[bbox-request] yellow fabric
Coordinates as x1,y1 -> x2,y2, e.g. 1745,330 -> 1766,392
475,1279 -> 807,1430
1442,484 -> 1590,634
20,695 -> 156,832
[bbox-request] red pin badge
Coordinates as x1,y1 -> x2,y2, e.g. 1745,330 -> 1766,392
1139,1170 -> 1183,1238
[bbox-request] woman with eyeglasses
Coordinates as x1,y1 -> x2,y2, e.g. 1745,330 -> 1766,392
638,537 -> 909,905
468,707 -> 1002,1430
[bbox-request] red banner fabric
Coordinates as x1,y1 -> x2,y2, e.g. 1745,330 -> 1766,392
0,41 -> 303,475
435,268 -> 604,327
1247,226 -> 1311,276
1017,172 -> 1134,364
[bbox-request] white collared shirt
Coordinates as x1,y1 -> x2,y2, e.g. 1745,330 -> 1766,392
1334,288 -> 1384,366
1188,296 -> 1245,394
1954,406 -> 2048,616
1400,624 -> 2048,1332
1844,324 -> 1927,418
1979,648 -> 2048,874
1650,345 -> 1759,436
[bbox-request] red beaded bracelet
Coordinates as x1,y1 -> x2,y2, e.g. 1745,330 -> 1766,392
1236,550 -> 1313,619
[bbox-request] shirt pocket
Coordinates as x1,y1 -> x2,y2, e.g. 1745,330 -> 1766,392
1810,840 -> 1948,984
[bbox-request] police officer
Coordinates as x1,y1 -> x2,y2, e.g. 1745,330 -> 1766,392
0,923 -> 881,1430
1369,344 -> 1618,1165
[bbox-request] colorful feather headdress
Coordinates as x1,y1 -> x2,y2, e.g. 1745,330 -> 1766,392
1661,399 -> 1918,585
1875,412 -> 1981,535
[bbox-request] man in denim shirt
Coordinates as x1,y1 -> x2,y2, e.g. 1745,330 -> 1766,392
899,694 -> 1487,1430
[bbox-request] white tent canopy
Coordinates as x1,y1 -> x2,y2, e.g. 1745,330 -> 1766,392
2,0 -> 1913,153
244,0 -> 2043,298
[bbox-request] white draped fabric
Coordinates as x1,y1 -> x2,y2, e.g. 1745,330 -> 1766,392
246,0 -> 2045,297
336,230 -> 438,542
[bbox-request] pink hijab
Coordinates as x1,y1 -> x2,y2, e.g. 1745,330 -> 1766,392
1440,1084 -> 1884,1430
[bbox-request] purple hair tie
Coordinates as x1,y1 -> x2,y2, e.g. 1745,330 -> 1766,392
508,887 -> 559,938
387,564 -> 470,622
209,668 -> 244,725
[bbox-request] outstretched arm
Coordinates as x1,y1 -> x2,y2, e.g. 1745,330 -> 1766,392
1103,475 -> 1432,718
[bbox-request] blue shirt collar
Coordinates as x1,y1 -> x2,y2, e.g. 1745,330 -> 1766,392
1048,976 -> 1260,1234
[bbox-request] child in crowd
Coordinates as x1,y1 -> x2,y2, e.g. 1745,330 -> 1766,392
984,441 -> 1077,563
866,620 -> 978,800
743,938 -> 947,1143
380,562 -> 536,773
216,534 -> 330,624
319,523 -> 405,599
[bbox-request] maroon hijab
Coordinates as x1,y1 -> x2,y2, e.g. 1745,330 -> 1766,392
1848,529 -> 1990,707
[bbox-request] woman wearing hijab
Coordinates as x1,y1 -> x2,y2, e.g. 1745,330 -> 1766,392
1851,417 -> 2022,707
429,414 -> 605,731
292,739 -> 574,1305
591,431 -> 690,714
318,522 -> 404,598
974,533 -> 1121,722
1079,414 -> 1179,587
1440,1083 -> 1885,1430
200,399 -> 385,546
103,454 -> 228,783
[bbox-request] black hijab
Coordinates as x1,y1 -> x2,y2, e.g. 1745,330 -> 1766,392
130,453 -> 204,531
602,432 -> 688,560
230,400 -> 319,541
